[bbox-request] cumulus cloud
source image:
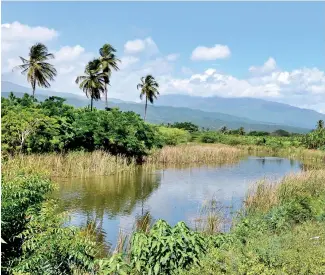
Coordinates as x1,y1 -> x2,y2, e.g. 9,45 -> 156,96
191,44 -> 231,61
124,37 -> 159,55
1,21 -> 58,52
249,57 -> 277,75
54,45 -> 85,63
119,56 -> 140,70
161,66 -> 325,112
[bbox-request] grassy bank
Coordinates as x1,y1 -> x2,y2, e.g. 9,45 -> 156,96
2,158 -> 325,274
2,151 -> 136,178
147,143 -> 243,165
184,169 -> 325,274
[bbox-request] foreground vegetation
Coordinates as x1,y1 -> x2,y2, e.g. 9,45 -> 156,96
2,162 -> 325,274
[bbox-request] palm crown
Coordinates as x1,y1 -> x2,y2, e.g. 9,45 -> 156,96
14,43 -> 57,98
137,75 -> 159,121
75,59 -> 106,111
99,44 -> 120,108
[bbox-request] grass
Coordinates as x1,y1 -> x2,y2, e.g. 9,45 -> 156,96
2,150 -> 136,178
146,144 -> 243,165
242,144 -> 325,163
245,169 -> 325,214
185,168 -> 325,275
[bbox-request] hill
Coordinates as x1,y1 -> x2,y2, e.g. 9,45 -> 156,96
156,94 -> 325,129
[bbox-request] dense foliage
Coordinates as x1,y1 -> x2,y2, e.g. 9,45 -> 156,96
2,93 -> 162,160
1,172 -> 98,274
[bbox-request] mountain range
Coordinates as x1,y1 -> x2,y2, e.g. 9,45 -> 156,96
2,81 -> 324,133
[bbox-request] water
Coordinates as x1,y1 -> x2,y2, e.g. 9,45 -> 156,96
54,156 -> 302,248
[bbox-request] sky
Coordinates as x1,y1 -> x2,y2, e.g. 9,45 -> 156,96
2,2 -> 325,112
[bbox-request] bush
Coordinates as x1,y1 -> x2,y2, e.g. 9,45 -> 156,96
1,94 -> 162,159
130,220 -> 206,274
200,131 -> 221,143
158,126 -> 191,146
1,172 -> 98,274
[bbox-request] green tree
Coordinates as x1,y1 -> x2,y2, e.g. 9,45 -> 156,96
1,108 -> 51,154
220,126 -> 228,134
99,44 -> 120,109
137,75 -> 160,122
13,43 -> 57,99
317,119 -> 324,130
238,127 -> 245,136
172,122 -> 199,133
75,59 -> 106,111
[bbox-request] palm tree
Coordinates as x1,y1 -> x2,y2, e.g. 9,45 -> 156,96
99,44 -> 120,109
14,43 -> 57,99
75,59 -> 106,111
317,120 -> 324,130
137,75 -> 159,121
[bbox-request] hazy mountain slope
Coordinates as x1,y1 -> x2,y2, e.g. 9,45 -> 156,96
1,81 -> 311,133
156,94 -> 325,129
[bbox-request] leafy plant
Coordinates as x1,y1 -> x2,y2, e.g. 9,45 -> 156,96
130,220 -> 206,274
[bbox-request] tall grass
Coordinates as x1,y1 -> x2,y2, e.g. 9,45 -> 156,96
2,151 -> 136,178
242,145 -> 325,163
245,169 -> 325,214
147,144 -> 243,165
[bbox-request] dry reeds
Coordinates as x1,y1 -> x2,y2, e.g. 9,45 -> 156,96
242,145 -> 325,163
146,144 -> 243,165
245,169 -> 325,214
3,151 -> 136,178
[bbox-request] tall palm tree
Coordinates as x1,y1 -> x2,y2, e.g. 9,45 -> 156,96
99,44 -> 120,109
317,119 -> 324,130
14,43 -> 57,99
75,59 -> 106,111
137,75 -> 159,121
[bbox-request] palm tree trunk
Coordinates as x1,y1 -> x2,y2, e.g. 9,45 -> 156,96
144,97 -> 148,122
32,79 -> 36,99
105,85 -> 108,109
91,97 -> 93,111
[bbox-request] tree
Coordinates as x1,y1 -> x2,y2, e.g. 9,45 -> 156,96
238,127 -> 245,136
220,126 -> 228,134
171,122 -> 199,133
317,119 -> 324,130
137,75 -> 159,122
75,59 -> 106,111
99,44 -> 120,109
14,43 -> 57,99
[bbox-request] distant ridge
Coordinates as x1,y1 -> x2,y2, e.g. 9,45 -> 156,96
156,94 -> 325,129
1,81 -> 313,133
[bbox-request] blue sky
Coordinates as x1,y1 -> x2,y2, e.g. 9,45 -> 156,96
2,2 -> 325,112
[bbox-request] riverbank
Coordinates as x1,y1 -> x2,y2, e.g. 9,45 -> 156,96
185,169 -> 325,274
2,155 -> 325,274
4,143 -> 324,179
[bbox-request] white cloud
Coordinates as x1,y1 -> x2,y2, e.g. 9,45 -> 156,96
1,21 -> 58,52
124,37 -> 159,56
54,45 -> 85,63
191,44 -> 231,61
166,53 -> 179,61
249,57 -> 277,75
120,56 -> 140,70
161,65 -> 325,112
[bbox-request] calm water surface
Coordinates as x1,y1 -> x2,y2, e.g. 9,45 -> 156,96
54,156 -> 302,248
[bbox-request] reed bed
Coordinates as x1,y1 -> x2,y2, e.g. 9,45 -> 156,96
245,169 -> 325,214
146,144 -> 243,165
242,145 -> 325,163
3,151 -> 136,178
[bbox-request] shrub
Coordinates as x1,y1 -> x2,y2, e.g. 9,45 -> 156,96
130,220 -> 206,274
158,126 -> 191,146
